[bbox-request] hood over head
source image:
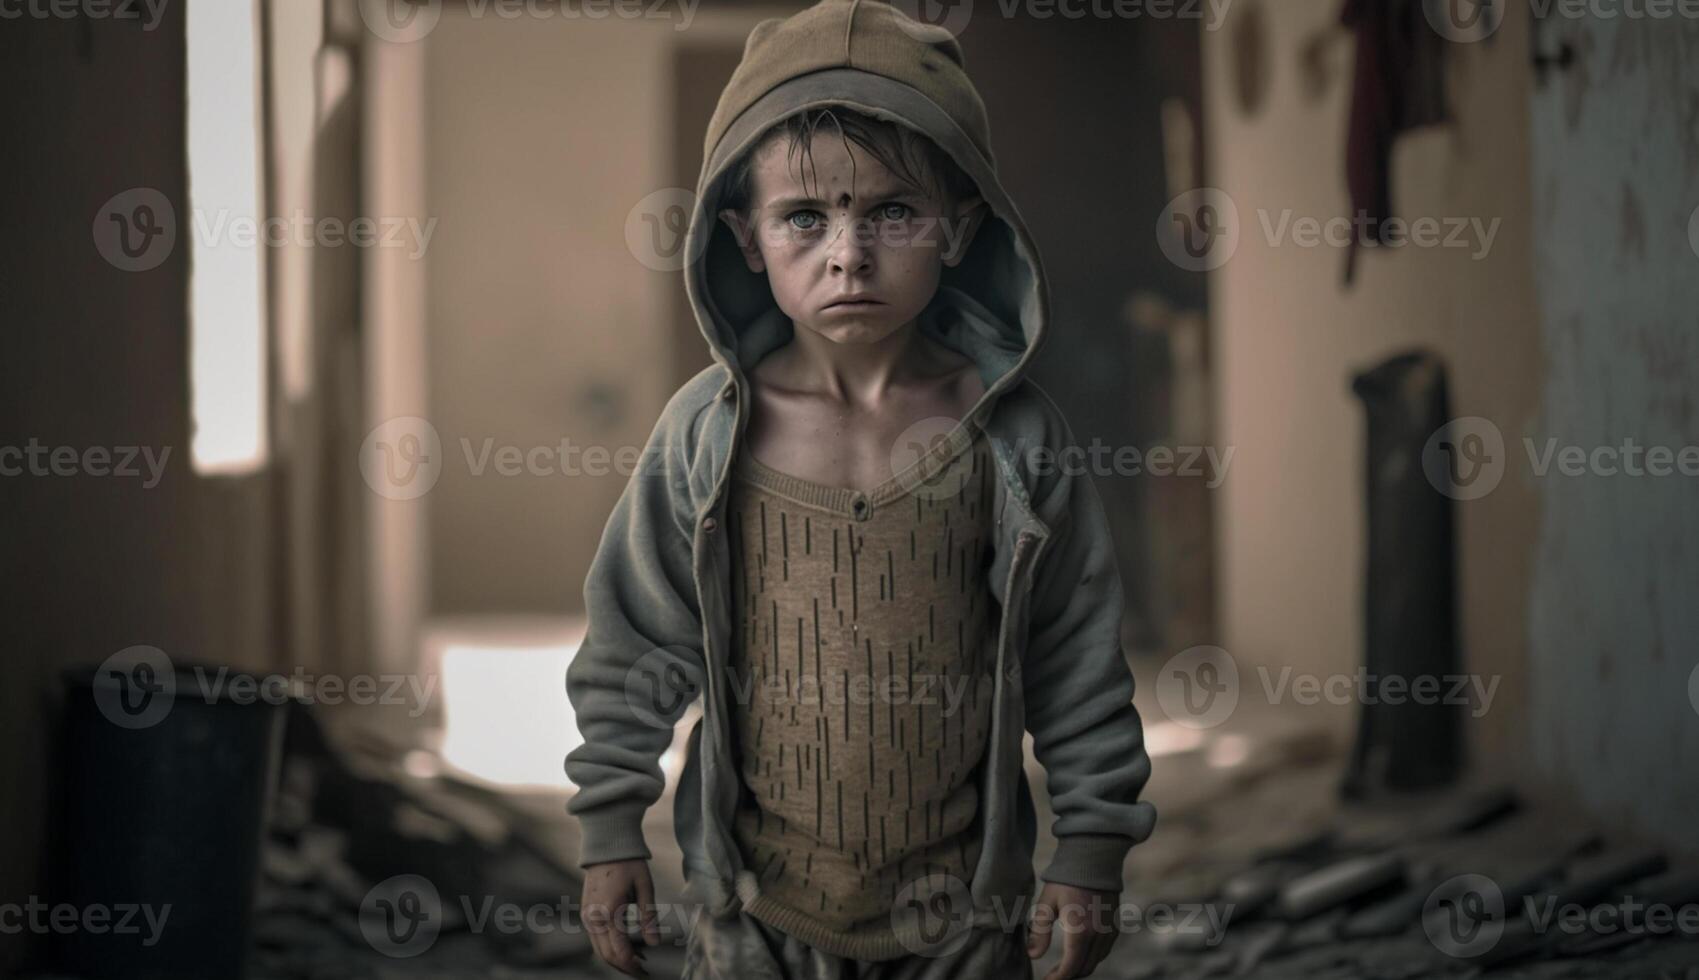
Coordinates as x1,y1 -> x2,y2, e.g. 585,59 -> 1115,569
683,0 -> 1050,419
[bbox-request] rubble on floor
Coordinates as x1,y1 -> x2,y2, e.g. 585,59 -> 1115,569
246,702 -> 672,979
240,702 -> 1699,979
1105,728 -> 1699,980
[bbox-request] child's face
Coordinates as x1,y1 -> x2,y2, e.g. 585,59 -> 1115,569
720,134 -> 984,348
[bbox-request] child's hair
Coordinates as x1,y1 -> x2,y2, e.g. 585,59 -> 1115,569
719,106 -> 979,214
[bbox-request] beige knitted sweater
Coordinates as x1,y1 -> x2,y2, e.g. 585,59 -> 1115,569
723,426 -> 1001,960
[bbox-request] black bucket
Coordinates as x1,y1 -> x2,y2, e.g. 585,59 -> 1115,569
49,655 -> 287,980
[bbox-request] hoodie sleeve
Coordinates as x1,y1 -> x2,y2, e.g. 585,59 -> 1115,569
564,391 -> 710,869
1021,388 -> 1158,894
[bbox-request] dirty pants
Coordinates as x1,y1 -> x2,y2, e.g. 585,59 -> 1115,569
679,908 -> 1035,980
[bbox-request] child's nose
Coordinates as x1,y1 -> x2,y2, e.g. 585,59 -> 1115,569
826,216 -> 875,275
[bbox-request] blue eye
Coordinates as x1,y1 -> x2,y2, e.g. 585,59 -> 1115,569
787,210 -> 823,231
878,203 -> 912,221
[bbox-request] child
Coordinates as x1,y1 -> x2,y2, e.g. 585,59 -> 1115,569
566,2 -> 1156,977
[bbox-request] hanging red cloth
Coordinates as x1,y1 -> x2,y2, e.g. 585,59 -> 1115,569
1339,0 -> 1450,285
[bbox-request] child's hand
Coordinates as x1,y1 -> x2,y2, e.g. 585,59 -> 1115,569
581,858 -> 661,978
1027,880 -> 1121,980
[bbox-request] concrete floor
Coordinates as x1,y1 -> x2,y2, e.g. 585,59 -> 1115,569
224,626 -> 1699,979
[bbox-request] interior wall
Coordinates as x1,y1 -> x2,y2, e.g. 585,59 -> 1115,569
365,33 -> 433,674
958,10 -> 1210,652
271,0 -> 329,675
1202,0 -> 1542,762
1525,19 -> 1699,850
403,2 -> 1205,632
0,7 -> 275,971
421,9 -> 707,614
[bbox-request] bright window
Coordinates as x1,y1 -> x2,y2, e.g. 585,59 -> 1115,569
187,0 -> 268,474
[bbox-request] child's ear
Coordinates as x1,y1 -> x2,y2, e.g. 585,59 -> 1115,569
719,208 -> 766,274
941,195 -> 988,268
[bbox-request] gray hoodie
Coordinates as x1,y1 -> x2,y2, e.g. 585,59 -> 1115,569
565,0 -> 1157,939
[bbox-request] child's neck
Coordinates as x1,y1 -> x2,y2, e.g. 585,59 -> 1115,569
783,316 -> 930,405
